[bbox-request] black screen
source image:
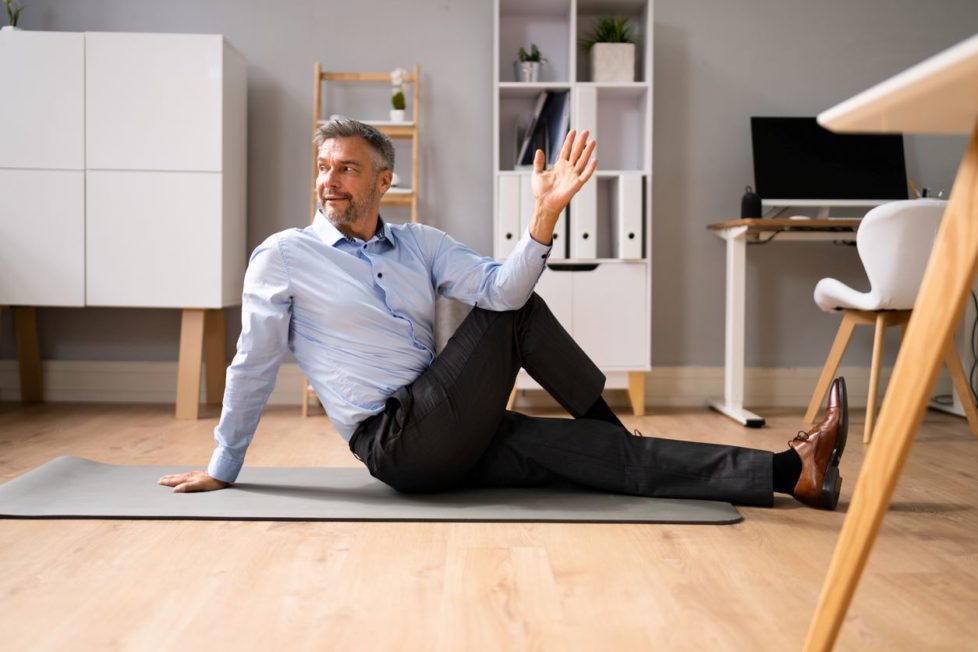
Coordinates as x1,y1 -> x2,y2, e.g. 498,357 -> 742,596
750,116 -> 908,201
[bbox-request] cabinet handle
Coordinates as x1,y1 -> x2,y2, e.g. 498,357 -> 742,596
628,233 -> 635,239
582,232 -> 590,239
505,232 -> 513,240
547,263 -> 600,272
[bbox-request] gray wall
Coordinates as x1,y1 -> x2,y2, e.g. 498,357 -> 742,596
2,0 -> 977,369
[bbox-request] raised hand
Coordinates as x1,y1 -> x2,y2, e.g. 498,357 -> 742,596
157,470 -> 229,493
529,129 -> 597,244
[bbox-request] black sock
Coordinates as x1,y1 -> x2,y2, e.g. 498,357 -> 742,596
581,396 -> 625,429
772,448 -> 803,494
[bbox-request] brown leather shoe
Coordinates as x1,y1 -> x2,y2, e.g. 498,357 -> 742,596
790,376 -> 848,510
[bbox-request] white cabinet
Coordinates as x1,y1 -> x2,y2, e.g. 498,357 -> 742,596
0,31 -> 84,170
0,30 -> 247,418
0,170 -> 85,306
85,32 -> 247,309
0,32 -> 85,307
86,32 -> 226,172
493,0 -> 653,413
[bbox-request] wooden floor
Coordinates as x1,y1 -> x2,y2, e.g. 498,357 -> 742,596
0,402 -> 976,651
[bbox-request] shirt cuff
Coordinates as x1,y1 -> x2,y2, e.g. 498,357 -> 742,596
207,447 -> 243,484
521,228 -> 552,262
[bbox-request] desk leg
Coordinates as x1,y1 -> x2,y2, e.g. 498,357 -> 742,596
13,306 -> 43,403
175,308 -> 205,420
709,225 -> 765,427
804,123 -> 978,651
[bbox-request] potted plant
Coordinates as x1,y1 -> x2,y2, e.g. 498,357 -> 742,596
514,43 -> 546,83
580,16 -> 635,82
390,67 -> 408,122
2,0 -> 24,30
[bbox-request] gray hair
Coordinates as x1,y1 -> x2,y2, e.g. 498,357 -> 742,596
313,116 -> 395,171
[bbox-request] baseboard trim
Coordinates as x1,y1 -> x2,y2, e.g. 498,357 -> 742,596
1,360 -> 954,408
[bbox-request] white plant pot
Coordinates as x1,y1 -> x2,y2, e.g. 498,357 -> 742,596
590,42 -> 635,82
1,25 -> 22,31
389,109 -> 406,122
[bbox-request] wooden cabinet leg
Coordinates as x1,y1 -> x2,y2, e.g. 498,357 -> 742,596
176,309 -> 205,419
627,371 -> 645,417
203,309 -> 227,405
13,306 -> 43,403
506,386 -> 517,411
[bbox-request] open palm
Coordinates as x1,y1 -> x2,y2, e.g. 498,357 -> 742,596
531,129 -> 598,214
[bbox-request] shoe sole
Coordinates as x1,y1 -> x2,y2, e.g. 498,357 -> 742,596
819,377 -> 848,510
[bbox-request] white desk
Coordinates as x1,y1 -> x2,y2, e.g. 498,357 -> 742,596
707,218 -> 861,427
804,33 -> 978,651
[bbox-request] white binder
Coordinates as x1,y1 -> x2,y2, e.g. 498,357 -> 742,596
571,177 -> 597,259
615,175 -> 643,259
496,175 -> 521,258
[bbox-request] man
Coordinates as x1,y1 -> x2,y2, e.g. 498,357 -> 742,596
159,117 -> 847,510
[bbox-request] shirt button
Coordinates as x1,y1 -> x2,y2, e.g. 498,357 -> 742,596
377,272 -> 383,279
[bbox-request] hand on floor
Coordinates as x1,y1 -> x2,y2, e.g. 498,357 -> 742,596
157,470 -> 229,493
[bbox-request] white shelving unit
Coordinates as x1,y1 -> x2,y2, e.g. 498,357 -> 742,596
493,0 -> 653,415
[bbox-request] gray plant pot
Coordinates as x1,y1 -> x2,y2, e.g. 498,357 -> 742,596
514,61 -> 541,83
591,43 -> 635,82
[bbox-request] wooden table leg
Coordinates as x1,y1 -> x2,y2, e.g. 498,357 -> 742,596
13,306 -> 43,403
627,371 -> 646,417
804,123 -> 978,650
203,308 -> 227,405
175,308 -> 205,420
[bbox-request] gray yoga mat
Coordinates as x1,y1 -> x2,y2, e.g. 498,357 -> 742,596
0,456 -> 742,524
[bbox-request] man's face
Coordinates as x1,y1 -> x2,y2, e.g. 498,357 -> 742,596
316,136 -> 391,229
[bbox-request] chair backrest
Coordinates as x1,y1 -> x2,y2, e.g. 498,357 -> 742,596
856,198 -> 947,310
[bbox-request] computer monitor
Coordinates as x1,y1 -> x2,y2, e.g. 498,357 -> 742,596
751,116 -> 908,206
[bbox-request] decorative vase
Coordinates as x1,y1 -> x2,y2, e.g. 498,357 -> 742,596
389,109 -> 406,122
514,61 -> 541,83
591,43 -> 635,82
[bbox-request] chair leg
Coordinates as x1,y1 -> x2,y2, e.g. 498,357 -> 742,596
805,312 -> 858,424
864,313 -> 889,444
943,336 -> 978,438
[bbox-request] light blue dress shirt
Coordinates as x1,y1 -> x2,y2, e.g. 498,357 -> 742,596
207,212 -> 552,483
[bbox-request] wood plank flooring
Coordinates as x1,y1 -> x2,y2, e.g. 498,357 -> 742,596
0,402 -> 976,650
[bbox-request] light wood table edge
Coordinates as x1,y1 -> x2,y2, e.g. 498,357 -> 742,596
804,122 -> 978,651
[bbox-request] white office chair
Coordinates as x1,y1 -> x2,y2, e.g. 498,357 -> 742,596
805,198 -> 978,443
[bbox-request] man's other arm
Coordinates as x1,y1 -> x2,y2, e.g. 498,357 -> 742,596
158,237 -> 293,492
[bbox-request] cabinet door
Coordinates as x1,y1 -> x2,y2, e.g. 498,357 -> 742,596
86,32 -> 223,172
535,267 -> 574,335
0,170 -> 85,306
86,171 -> 224,308
0,31 -> 84,170
572,263 -> 649,368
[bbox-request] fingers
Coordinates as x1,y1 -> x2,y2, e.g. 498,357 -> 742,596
157,471 -> 193,487
569,129 -> 590,163
558,129 -> 576,163
574,140 -> 596,174
533,148 -> 545,174
579,158 -> 598,186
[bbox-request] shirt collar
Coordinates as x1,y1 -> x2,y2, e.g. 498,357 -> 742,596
313,211 -> 393,249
